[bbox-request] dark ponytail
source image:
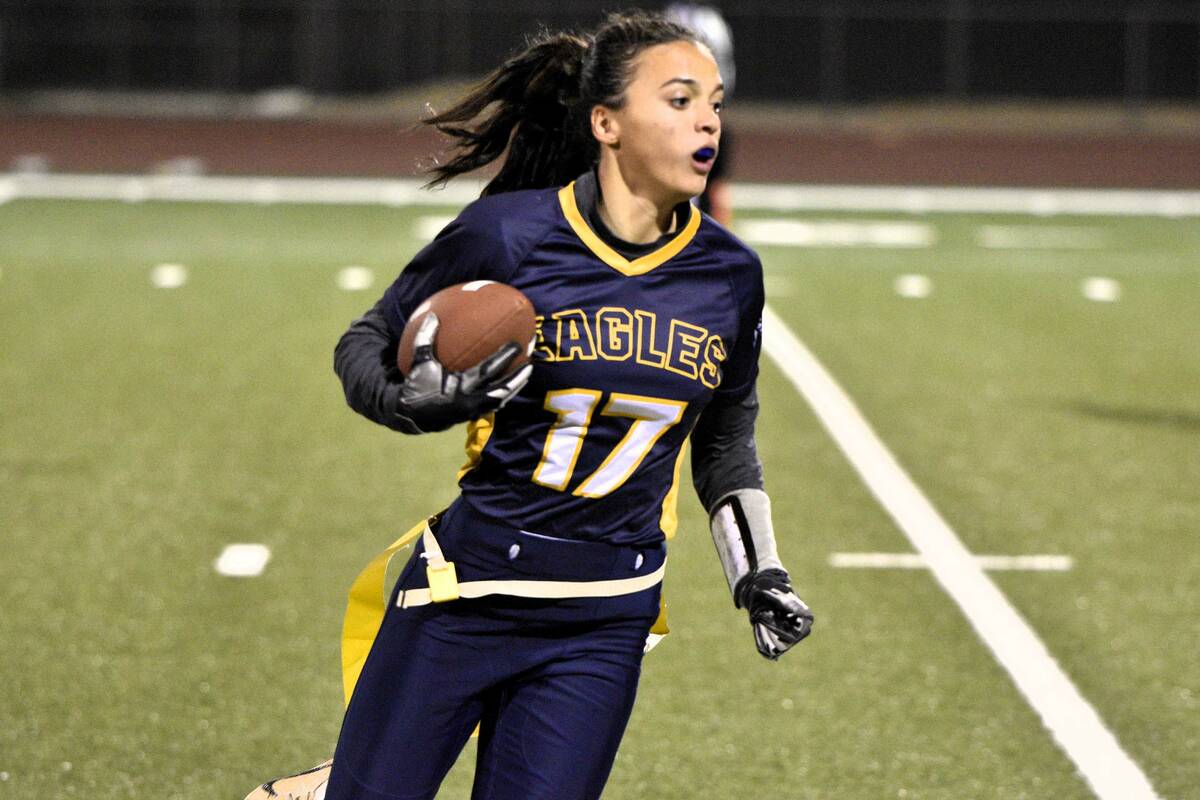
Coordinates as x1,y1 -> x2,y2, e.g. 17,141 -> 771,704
423,33 -> 591,195
423,11 -> 699,196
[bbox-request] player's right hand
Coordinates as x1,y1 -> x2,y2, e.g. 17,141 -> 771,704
393,313 -> 533,434
737,568 -> 814,660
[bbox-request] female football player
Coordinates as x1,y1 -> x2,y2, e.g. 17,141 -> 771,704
269,11 -> 813,800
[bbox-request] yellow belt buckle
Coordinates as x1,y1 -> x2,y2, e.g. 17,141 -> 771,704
425,558 -> 460,603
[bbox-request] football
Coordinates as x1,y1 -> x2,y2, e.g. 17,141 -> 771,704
397,280 -> 537,376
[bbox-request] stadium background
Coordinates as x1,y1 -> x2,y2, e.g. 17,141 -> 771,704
1,2 -> 1198,799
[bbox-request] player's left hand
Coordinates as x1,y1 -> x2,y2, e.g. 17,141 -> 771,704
737,568 -> 814,660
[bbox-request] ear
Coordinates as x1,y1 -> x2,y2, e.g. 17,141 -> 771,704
590,105 -> 620,147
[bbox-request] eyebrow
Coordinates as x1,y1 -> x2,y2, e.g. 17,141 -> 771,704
659,77 -> 726,94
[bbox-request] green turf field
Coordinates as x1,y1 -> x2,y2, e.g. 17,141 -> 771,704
1,196 -> 1196,799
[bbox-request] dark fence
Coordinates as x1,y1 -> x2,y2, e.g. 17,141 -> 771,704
1,0 -> 1198,103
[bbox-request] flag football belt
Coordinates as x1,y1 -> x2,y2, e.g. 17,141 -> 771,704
396,524 -> 667,608
340,514 -> 669,707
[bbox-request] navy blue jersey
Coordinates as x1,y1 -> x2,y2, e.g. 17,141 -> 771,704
381,179 -> 763,547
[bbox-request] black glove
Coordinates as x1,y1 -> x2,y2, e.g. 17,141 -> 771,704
736,568 -> 814,660
393,313 -> 533,433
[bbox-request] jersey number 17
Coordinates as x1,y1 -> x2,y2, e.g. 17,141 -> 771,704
532,390 -> 686,499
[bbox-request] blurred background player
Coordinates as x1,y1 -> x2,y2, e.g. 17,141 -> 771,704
247,9 -> 812,800
665,3 -> 736,226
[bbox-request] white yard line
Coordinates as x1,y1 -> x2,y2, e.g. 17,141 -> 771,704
214,543 -> 272,577
761,305 -> 1160,800
736,183 -> 1200,217
1,173 -> 483,207
736,218 -> 936,248
150,263 -> 188,289
335,265 -> 376,292
1081,277 -> 1122,303
893,274 -> 933,299
2,172 -> 1199,217
830,552 -> 1074,571
977,224 -> 1110,250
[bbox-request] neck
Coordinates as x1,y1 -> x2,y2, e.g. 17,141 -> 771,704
595,159 -> 680,244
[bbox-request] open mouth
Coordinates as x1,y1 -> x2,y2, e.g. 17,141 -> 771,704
691,147 -> 717,173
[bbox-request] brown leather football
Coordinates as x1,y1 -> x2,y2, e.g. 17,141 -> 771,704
397,281 -> 536,376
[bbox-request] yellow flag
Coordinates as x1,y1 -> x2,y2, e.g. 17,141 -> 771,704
340,519 -> 429,706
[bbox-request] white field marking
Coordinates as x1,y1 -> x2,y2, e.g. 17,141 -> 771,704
150,263 -> 188,289
830,552 -> 1074,572
250,179 -> 281,205
214,543 -> 271,577
977,224 -> 1109,250
416,214 -> 458,240
335,265 -> 375,292
1082,277 -> 1122,303
120,177 -> 150,203
737,218 -> 936,248
0,177 -> 15,204
761,304 -> 1160,800
894,273 -> 932,298
733,183 -> 1200,217
3,173 -> 1199,217
0,173 -> 484,208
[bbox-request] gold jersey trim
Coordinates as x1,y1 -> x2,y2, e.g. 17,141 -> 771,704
558,182 -> 700,277
457,413 -> 496,481
659,440 -> 688,540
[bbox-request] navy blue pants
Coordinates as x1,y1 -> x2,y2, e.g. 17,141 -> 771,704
326,501 -> 665,800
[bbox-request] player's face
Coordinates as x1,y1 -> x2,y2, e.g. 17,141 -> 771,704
609,40 -> 723,205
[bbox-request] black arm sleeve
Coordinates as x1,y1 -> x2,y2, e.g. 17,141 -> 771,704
332,298 -> 413,434
690,386 -> 765,513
